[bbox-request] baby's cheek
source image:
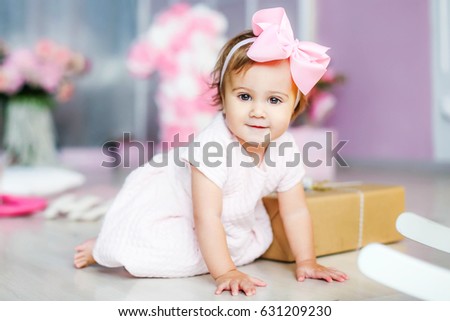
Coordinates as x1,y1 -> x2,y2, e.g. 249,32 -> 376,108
280,117 -> 292,130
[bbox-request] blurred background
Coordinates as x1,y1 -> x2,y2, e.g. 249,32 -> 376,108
0,0 -> 449,168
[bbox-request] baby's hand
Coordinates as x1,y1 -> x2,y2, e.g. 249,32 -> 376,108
215,269 -> 267,296
296,259 -> 348,283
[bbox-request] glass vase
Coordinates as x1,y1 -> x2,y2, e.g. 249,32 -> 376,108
3,97 -> 57,166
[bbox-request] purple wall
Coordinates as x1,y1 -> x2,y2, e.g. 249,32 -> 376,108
317,0 -> 432,161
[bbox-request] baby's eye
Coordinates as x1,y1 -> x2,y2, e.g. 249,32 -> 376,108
269,97 -> 282,104
238,93 -> 252,101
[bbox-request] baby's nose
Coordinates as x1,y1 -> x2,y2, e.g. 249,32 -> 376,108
249,101 -> 266,117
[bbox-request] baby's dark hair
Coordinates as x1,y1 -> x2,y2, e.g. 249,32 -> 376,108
210,30 -> 307,121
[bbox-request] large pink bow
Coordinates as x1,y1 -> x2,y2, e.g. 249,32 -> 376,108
247,7 -> 330,95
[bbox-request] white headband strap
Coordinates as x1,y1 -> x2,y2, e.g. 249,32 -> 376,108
219,37 -> 256,87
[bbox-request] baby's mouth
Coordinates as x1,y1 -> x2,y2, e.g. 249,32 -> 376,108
246,124 -> 269,129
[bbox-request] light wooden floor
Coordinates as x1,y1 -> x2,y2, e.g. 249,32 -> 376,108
1,153 -> 449,300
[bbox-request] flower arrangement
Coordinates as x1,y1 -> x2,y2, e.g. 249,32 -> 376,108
294,69 -> 345,127
0,39 -> 89,106
127,3 -> 227,144
0,39 -> 89,166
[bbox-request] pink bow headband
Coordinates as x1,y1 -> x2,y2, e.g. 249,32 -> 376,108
220,7 -> 331,96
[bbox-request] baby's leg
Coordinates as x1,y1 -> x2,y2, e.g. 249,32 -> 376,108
74,238 -> 97,268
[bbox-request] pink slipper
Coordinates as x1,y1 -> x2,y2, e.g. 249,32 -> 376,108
0,194 -> 48,218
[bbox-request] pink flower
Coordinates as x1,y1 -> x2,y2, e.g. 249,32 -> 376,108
0,39 -> 88,101
53,47 -> 72,68
308,91 -> 337,125
0,64 -> 24,94
157,2 -> 190,25
35,39 -> 72,68
34,39 -> 58,60
163,123 -> 195,146
56,81 -> 74,103
126,41 -> 157,78
321,69 -> 336,82
5,48 -> 64,91
35,60 -> 64,93
7,49 -> 38,75
66,53 -> 89,76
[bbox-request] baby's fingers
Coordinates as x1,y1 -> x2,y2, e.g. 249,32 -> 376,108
241,281 -> 256,296
296,270 -> 306,282
311,270 -> 333,282
215,282 -> 230,295
249,276 -> 267,287
329,270 -> 348,282
318,267 -> 348,282
230,280 -> 240,296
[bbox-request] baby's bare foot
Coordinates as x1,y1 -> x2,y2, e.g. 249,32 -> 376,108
74,239 -> 97,268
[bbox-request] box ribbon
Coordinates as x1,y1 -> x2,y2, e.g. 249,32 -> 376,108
310,181 -> 365,250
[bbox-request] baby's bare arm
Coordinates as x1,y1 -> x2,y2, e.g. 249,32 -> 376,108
191,166 -> 235,278
191,166 -> 266,295
278,183 -> 348,282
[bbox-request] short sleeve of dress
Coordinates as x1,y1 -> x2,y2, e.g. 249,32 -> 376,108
276,132 -> 306,193
179,114 -> 229,190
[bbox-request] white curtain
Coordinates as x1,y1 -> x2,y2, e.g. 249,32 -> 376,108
0,0 -> 141,146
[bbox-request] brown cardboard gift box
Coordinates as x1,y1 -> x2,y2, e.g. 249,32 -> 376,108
261,184 -> 405,262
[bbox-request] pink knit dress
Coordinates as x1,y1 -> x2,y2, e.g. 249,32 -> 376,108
93,114 -> 305,277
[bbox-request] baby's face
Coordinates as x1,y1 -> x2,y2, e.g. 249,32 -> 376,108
223,59 -> 297,146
